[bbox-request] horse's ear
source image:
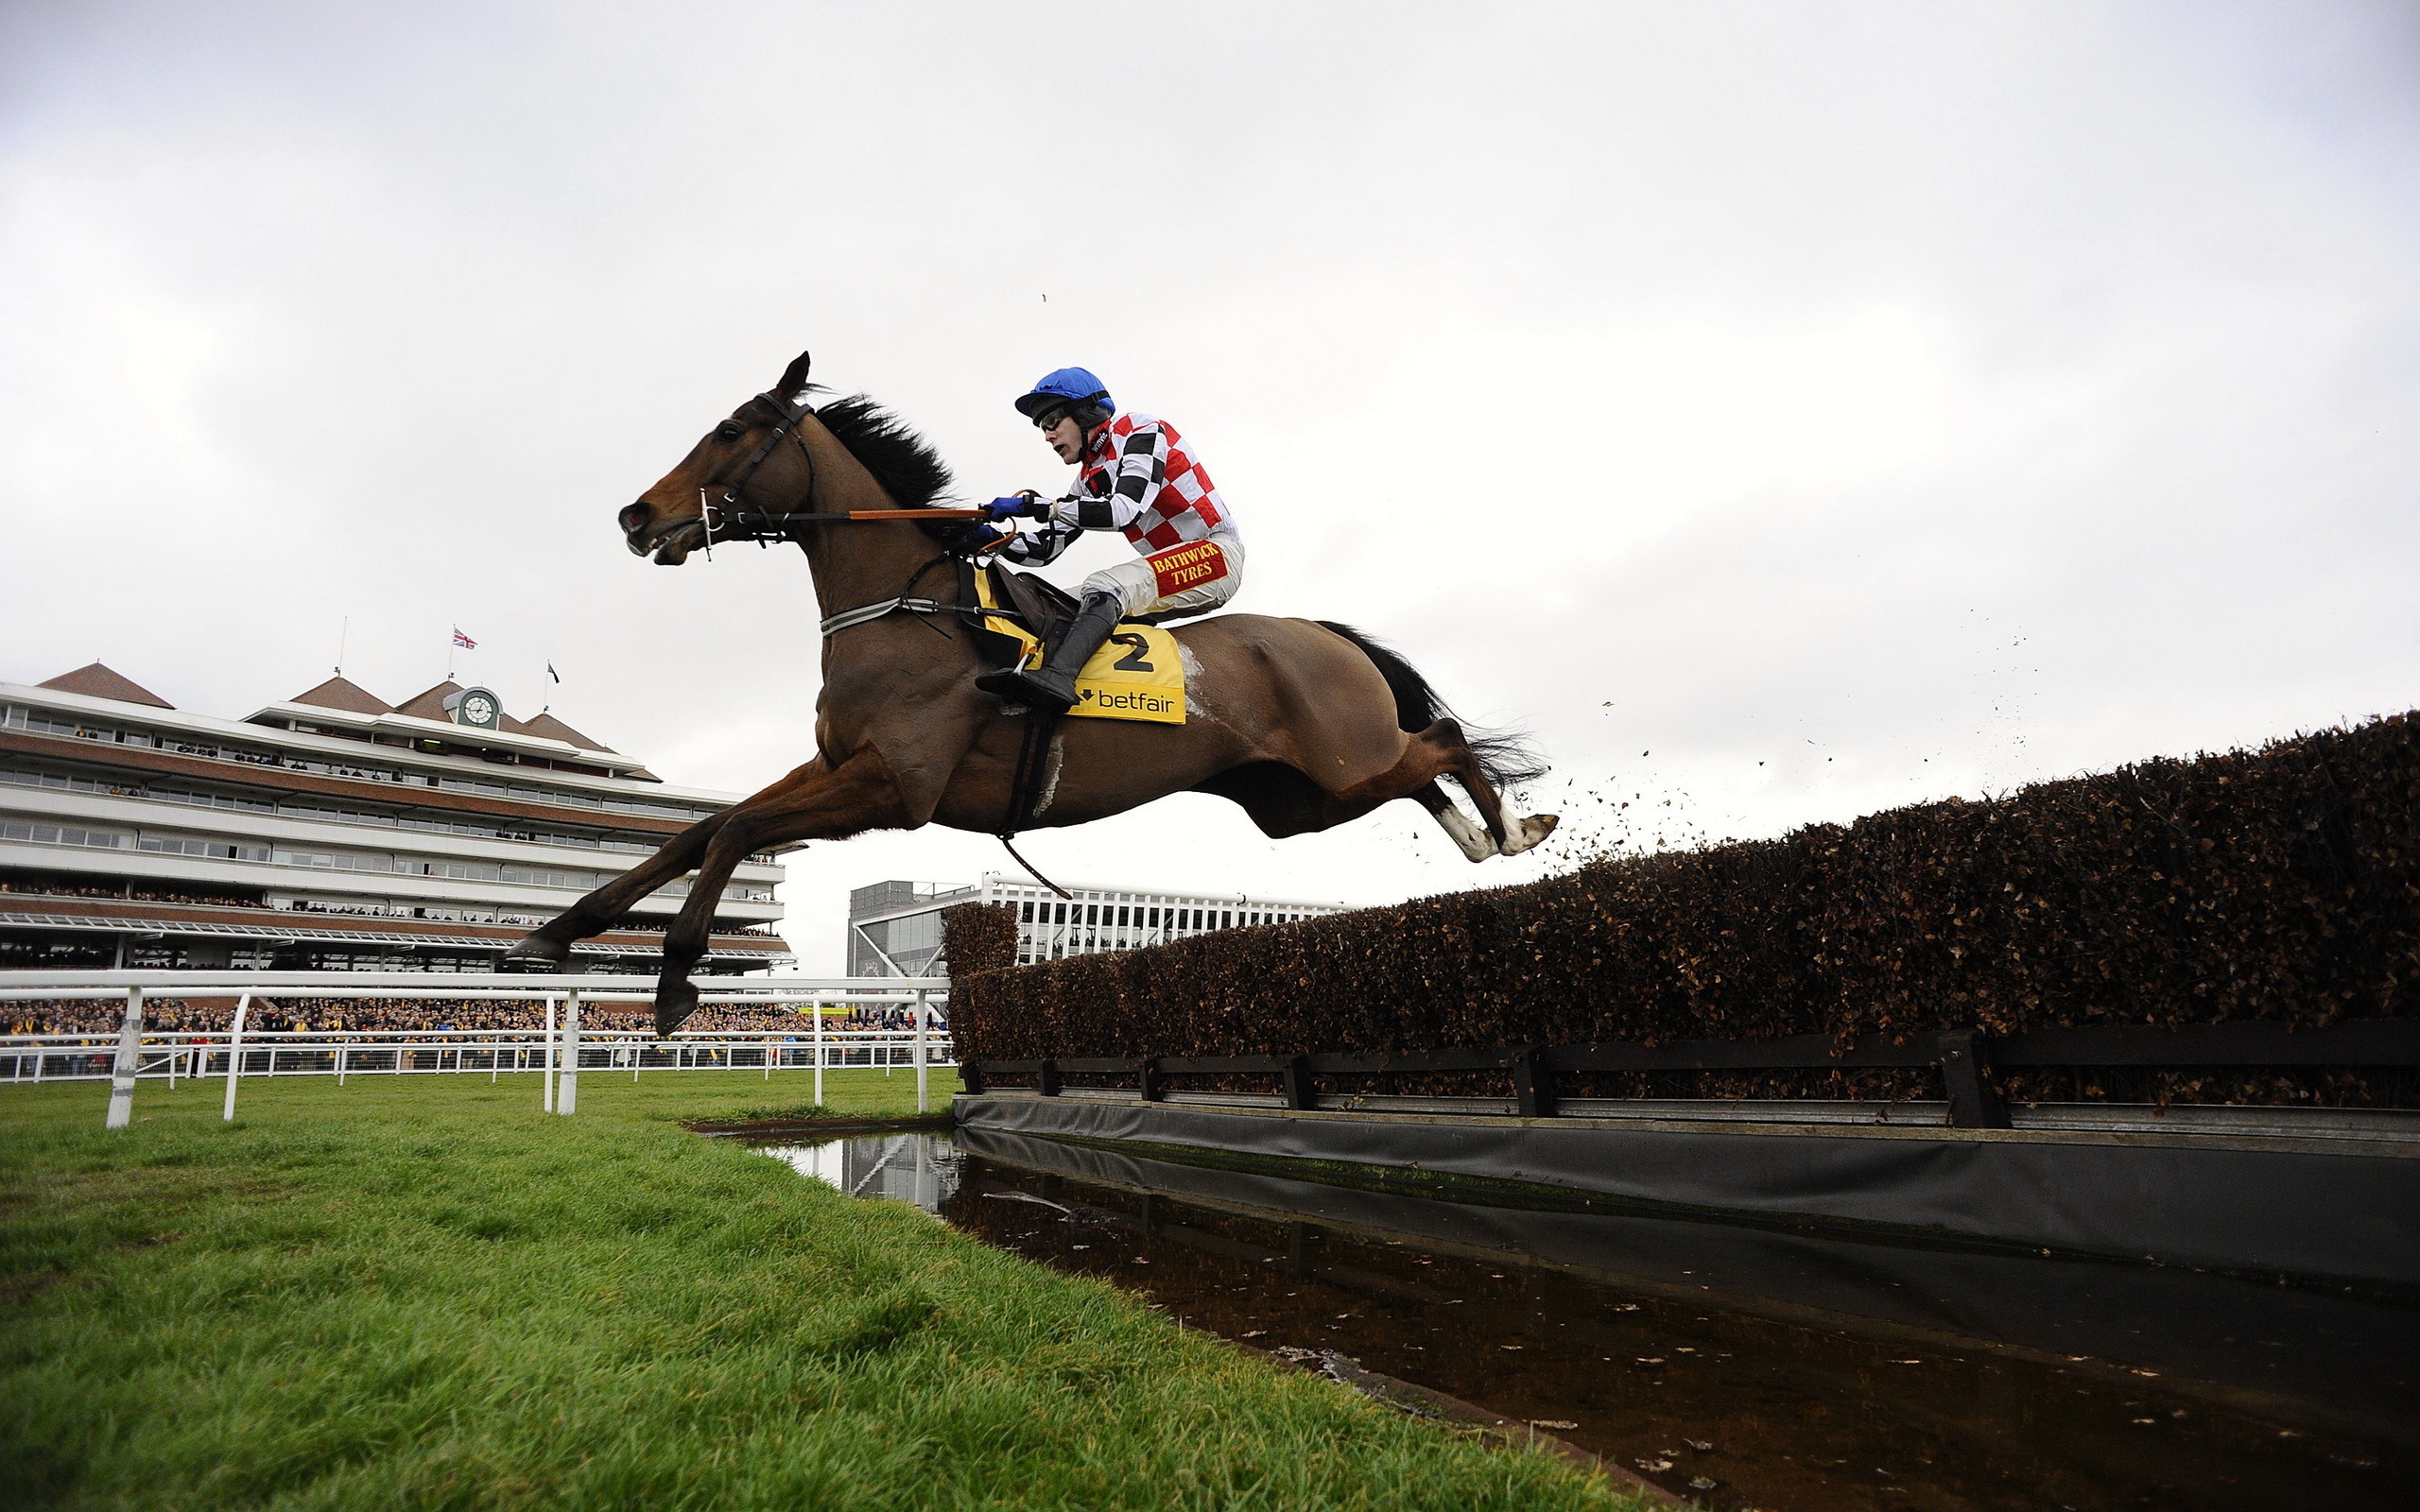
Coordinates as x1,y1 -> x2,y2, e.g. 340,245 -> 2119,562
776,350 -> 812,400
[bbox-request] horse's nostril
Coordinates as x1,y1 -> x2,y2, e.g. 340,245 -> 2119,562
618,503 -> 652,533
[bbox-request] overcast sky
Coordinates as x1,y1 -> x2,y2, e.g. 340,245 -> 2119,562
4,2 -> 2415,970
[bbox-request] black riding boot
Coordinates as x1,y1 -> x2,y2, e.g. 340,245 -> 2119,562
977,590 -> 1124,713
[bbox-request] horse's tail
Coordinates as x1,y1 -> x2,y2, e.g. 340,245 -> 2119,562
1315,621 -> 1549,790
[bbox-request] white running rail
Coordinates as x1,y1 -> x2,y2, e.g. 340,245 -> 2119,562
0,971 -> 952,1125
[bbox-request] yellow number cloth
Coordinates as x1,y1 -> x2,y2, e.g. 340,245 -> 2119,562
974,573 -> 1186,724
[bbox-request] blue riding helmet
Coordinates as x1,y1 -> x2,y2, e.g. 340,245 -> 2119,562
1014,367 -> 1115,421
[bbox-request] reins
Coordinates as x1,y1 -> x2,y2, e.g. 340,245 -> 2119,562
691,393 -> 994,637
698,387 -> 985,547
722,506 -> 990,541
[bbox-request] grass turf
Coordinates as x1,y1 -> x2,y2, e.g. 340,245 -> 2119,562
0,1070 -> 1639,1510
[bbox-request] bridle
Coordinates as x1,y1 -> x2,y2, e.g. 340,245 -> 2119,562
669,387 -> 1005,640
694,389 -> 824,550
683,390 -> 995,559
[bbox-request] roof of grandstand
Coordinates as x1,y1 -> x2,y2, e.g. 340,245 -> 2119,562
38,662 -> 174,709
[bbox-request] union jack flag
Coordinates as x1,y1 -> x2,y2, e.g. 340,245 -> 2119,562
451,627 -> 477,649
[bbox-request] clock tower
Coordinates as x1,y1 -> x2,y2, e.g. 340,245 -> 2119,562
443,686 -> 503,730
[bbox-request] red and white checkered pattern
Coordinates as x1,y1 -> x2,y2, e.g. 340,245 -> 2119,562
1046,413 -> 1236,549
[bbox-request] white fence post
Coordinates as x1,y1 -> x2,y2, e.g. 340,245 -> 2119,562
557,990 -> 581,1115
221,993 -> 251,1122
105,987 -> 145,1129
0,975 -> 952,1097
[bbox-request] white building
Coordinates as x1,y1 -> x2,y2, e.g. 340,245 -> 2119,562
847,872 -> 1354,976
0,662 -> 789,973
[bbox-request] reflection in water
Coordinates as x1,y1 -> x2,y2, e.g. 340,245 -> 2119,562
760,1132 -> 960,1211
758,1129 -> 2415,1511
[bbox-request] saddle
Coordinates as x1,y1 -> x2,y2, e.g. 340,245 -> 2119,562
979,559 -> 1083,658
968,560 -> 1180,649
964,560 -> 1184,726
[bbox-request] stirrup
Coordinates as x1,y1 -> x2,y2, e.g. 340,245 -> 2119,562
976,665 -> 1075,713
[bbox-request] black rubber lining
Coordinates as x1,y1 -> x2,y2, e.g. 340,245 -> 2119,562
956,1095 -> 2420,1289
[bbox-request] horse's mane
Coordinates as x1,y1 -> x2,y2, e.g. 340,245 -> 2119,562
807,390 -> 955,508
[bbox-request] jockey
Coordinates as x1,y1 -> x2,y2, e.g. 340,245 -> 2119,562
972,368 -> 1245,712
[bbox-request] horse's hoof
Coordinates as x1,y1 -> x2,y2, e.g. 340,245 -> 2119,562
1499,813 -> 1559,856
503,933 -> 572,971
653,980 -> 699,1038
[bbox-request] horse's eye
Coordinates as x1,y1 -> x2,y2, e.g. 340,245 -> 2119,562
715,420 -> 747,442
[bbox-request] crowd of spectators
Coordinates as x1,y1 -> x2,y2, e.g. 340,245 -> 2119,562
833,1004 -> 929,1032
0,876 -> 265,909
0,879 -> 739,941
286,901 -> 414,920
6,996 -> 940,1037
1,874 -> 773,947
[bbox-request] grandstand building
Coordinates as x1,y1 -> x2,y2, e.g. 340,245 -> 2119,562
1,663 -> 789,973
847,874 -> 1353,977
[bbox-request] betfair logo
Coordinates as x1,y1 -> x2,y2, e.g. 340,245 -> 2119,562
1070,623 -> 1186,724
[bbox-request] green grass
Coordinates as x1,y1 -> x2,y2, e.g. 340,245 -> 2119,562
0,1071 -> 1639,1510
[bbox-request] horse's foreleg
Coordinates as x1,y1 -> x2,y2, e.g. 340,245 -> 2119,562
502,811 -> 735,967
651,752 -> 909,1035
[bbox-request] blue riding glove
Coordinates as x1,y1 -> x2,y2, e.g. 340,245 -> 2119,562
982,494 -> 1041,522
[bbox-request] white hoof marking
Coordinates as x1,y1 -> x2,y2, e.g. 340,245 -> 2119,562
1434,803 -> 1497,863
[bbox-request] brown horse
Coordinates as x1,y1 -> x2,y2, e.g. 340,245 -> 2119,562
506,352 -> 1556,1030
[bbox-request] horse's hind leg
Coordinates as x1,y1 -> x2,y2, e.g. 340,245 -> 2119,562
1410,781 -> 1498,862
1416,718 -> 1558,858
651,752 -> 910,1036
1223,721 -> 1552,861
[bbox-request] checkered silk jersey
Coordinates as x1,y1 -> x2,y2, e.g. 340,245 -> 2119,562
1000,413 -> 1237,568
1058,413 -> 1234,547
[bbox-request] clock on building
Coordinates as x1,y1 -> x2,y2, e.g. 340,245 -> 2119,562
452,687 -> 502,730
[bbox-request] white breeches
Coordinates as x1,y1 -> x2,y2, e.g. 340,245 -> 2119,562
1082,531 -> 1246,619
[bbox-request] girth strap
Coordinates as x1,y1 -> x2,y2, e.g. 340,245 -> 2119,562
818,596 -> 956,637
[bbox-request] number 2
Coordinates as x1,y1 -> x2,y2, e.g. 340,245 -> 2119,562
1110,633 -> 1154,672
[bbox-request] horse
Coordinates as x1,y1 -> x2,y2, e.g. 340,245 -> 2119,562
506,351 -> 1557,1031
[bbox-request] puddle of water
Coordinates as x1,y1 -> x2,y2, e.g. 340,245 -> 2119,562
756,1127 -> 2415,1511
759,1132 -> 960,1209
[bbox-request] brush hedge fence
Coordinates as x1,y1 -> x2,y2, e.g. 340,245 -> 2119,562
944,713 -> 2420,1108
